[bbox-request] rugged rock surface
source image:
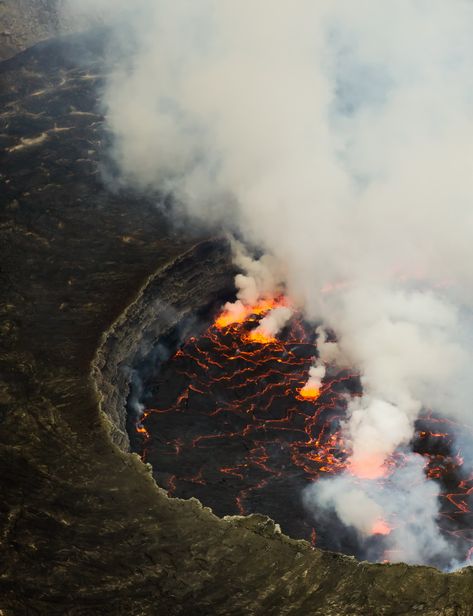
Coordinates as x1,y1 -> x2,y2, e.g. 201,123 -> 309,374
0,0 -> 60,61
94,239 -> 235,451
1,32 -> 473,616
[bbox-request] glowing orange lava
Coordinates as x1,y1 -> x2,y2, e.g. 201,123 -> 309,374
214,304 -> 247,328
298,385 -> 321,400
247,329 -> 276,344
136,424 -> 149,438
214,298 -> 282,329
348,454 -> 388,480
371,519 -> 392,536
252,299 -> 281,314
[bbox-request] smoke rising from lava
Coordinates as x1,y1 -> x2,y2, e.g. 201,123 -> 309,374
251,306 -> 293,340
60,0 -> 473,567
304,454 -> 454,566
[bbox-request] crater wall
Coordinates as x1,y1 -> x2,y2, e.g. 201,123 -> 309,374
92,238 -> 234,450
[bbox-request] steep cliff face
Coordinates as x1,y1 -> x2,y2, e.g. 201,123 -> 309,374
93,238 -> 235,451
2,30 -> 473,616
0,0 -> 60,60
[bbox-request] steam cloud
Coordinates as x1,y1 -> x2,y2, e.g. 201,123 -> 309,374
304,454 -> 454,566
60,1 -> 473,568
253,306 -> 293,339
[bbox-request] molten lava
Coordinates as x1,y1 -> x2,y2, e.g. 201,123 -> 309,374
132,297 -> 473,564
215,298 -> 280,329
247,329 -> 276,344
348,454 -> 388,480
371,519 -> 392,536
214,307 -> 247,329
298,384 -> 321,400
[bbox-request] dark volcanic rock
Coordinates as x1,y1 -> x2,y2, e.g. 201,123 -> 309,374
1,33 -> 473,616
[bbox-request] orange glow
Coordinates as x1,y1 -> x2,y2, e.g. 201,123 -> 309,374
135,411 -> 151,439
136,424 -> 149,438
252,299 -> 279,314
371,519 -> 392,536
214,298 -> 285,330
247,329 -> 276,344
348,453 -> 387,479
215,304 -> 248,328
298,385 -> 320,400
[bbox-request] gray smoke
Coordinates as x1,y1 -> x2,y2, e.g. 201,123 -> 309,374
304,454 -> 455,566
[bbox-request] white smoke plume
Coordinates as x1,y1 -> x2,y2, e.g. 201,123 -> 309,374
301,326 -> 343,395
216,241 -> 286,326
60,1 -> 473,567
307,475 -> 385,539
232,240 -> 285,303
304,455 -> 454,566
301,364 -> 326,397
252,306 -> 293,339
316,327 -> 343,366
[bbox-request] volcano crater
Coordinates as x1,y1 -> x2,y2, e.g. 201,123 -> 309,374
116,271 -> 473,569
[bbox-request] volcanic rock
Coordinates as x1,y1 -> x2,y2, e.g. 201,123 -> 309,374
0,0 -> 61,61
